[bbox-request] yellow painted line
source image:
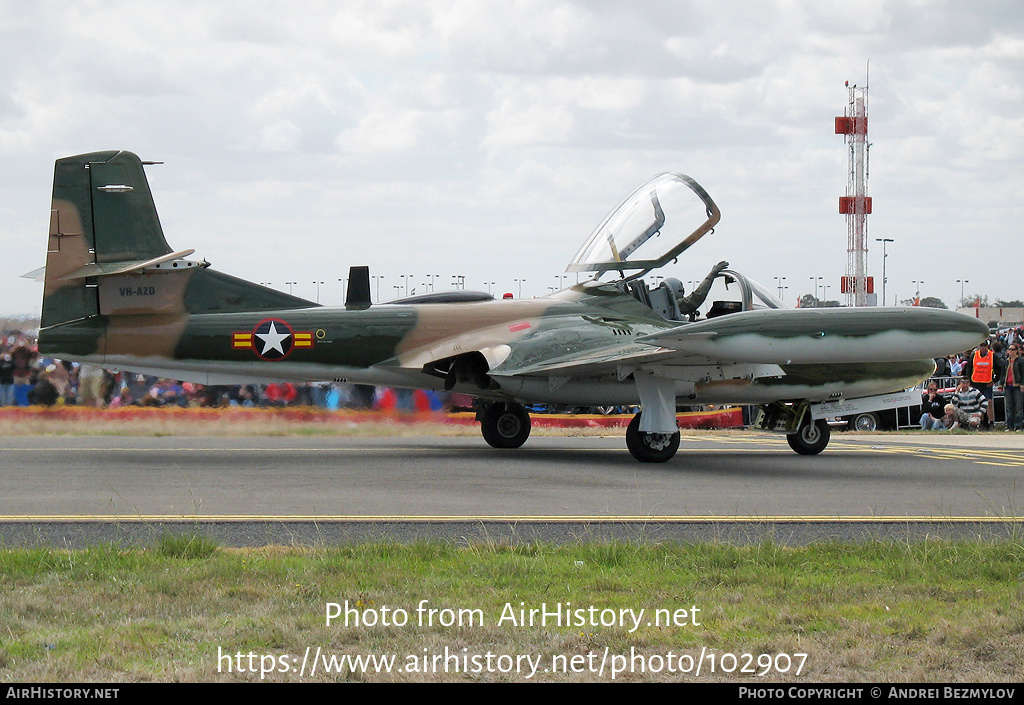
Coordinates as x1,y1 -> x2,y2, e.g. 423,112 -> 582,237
0,447 -> 496,453
823,443 -> 1024,464
0,444 -> 1014,459
0,515 -> 1020,523
0,445 -> 614,450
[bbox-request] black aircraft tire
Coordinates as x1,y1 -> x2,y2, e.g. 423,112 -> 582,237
480,403 -> 531,449
787,419 -> 831,455
625,413 -> 680,463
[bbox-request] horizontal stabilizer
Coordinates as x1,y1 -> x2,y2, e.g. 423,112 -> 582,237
59,249 -> 197,280
21,266 -> 46,282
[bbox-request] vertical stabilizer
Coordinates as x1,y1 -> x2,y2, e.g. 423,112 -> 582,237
42,150 -> 172,328
39,150 -> 318,361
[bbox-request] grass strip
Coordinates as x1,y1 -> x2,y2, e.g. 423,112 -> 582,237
2,537 -> 1022,682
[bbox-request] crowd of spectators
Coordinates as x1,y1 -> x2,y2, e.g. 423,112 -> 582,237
919,326 -> 1024,432
0,331 -> 466,413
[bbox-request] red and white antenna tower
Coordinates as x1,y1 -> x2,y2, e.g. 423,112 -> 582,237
835,79 -> 873,307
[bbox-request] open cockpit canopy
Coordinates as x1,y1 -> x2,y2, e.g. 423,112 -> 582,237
566,173 -> 721,278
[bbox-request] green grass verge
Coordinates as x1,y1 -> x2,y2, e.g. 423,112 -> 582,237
2,537 -> 1023,682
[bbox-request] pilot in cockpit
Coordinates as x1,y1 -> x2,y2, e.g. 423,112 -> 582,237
676,260 -> 729,317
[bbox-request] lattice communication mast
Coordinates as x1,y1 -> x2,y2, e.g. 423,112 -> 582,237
835,81 -> 873,307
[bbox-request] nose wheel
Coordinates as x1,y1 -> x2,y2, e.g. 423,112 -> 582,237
479,402 -> 532,449
625,413 -> 680,463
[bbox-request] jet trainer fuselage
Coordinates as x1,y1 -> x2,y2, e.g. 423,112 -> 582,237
37,151 -> 988,461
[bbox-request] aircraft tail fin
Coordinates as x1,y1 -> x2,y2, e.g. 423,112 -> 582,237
41,151 -> 316,337
41,150 -> 175,329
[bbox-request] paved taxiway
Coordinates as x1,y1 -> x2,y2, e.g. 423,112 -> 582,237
0,431 -> 1020,545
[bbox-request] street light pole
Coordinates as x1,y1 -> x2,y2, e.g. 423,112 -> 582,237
956,279 -> 969,307
809,276 -> 822,306
875,237 -> 893,306
774,276 -> 787,302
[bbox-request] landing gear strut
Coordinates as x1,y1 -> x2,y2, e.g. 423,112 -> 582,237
479,402 -> 531,449
625,413 -> 680,463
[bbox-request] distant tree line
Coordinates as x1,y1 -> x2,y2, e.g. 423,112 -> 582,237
796,293 -> 1023,310
797,294 -> 842,308
899,296 -> 947,309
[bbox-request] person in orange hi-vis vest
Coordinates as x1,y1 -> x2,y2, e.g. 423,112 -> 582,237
964,340 -> 997,427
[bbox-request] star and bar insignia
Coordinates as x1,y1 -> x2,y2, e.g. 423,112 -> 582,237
232,318 -> 313,360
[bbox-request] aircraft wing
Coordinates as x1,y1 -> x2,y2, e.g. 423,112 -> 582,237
488,343 -> 688,378
488,306 -> 985,381
634,306 -> 987,364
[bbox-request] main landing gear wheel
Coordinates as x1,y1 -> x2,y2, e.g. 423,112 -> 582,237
625,413 -> 680,463
480,402 -> 531,449
786,419 -> 830,455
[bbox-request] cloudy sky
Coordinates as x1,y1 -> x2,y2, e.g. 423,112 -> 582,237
2,1 -> 1021,315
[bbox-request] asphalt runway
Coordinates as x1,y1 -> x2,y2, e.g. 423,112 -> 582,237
1,432 -> 1021,545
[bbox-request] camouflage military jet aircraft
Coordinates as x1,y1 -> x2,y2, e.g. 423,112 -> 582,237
37,151 -> 987,461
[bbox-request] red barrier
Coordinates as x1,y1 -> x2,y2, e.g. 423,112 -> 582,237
0,405 -> 745,428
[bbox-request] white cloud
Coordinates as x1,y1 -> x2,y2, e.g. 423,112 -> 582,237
483,93 -> 575,151
338,110 -> 423,154
2,1 -> 1024,313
